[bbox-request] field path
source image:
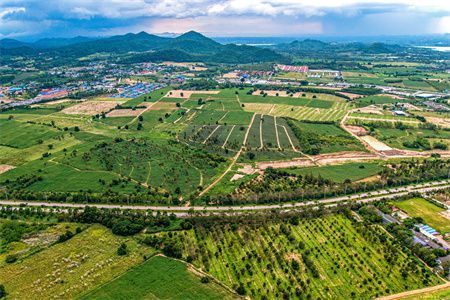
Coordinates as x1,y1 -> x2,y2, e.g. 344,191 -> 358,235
348,116 -> 420,124
199,113 -> 256,197
222,125 -> 236,148
203,125 -> 221,144
274,116 -> 281,149
378,282 -> 450,300
259,115 -> 264,149
145,162 -> 152,185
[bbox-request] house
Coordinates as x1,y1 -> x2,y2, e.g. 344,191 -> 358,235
393,110 -> 408,116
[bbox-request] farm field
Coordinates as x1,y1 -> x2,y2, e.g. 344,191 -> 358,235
393,198 -> 450,234
373,128 -> 450,151
0,225 -> 153,299
356,95 -> 410,107
156,214 -> 441,299
287,120 -> 365,154
81,255 -> 236,300
282,162 -> 383,183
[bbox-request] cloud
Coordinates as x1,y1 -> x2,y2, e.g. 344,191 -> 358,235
0,0 -> 449,38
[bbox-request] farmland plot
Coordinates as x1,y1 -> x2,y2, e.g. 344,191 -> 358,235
158,214 -> 440,300
0,225 -> 152,299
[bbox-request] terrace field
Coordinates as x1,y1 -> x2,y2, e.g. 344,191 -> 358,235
394,198 -> 450,234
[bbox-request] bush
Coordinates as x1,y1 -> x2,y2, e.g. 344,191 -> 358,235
117,243 -> 128,256
5,254 -> 17,264
0,284 -> 5,299
200,276 -> 210,284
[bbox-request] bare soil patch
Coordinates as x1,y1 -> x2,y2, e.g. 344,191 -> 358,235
314,151 -> 378,165
0,164 -> 15,174
62,101 -> 119,116
426,116 -> 450,128
339,92 -> 361,100
222,72 -> 239,79
356,105 -> 383,115
106,108 -> 146,117
165,90 -> 219,99
360,136 -> 393,151
256,158 -> 313,170
344,125 -> 368,136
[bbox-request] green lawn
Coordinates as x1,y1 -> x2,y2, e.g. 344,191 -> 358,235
81,255 -> 236,300
394,198 -> 450,234
283,162 -> 383,183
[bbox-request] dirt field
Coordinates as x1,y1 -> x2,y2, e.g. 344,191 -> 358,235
41,99 -> 79,106
165,90 -> 220,99
339,92 -> 361,100
360,136 -> 393,151
161,61 -> 207,71
355,105 -> 383,115
380,94 -> 406,100
222,72 -> 239,79
314,151 -> 378,165
256,158 -> 314,170
344,125 -> 369,136
253,90 -> 292,97
62,101 -> 119,115
106,108 -> 146,117
251,151 -> 378,171
0,164 -> 15,174
426,116 -> 450,128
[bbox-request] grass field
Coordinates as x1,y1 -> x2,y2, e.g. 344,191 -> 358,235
356,95 -> 410,107
81,255 -> 236,300
0,225 -> 153,299
157,214 -> 440,299
283,162 -> 383,183
394,198 -> 450,234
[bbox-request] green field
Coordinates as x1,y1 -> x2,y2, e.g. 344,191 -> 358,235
81,255 -> 236,300
356,95 -> 410,107
394,198 -> 450,234
283,162 -> 383,183
0,225 -> 152,299
156,214 -> 440,299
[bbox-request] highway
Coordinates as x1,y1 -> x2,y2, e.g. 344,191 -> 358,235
0,180 -> 449,217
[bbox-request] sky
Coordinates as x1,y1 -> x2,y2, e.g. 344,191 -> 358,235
1,0 -> 450,40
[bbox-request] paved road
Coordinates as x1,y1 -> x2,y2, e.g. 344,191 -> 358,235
1,180 -> 449,216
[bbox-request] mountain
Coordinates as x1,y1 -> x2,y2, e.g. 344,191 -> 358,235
32,36 -> 98,49
1,31 -> 287,64
0,38 -> 30,49
274,39 -> 407,56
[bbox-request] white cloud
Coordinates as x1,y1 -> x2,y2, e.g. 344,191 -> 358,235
0,7 -> 25,19
437,16 -> 450,33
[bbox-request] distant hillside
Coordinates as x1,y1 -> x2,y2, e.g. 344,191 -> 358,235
274,39 -> 407,55
1,31 -> 287,64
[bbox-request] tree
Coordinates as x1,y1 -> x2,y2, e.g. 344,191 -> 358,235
0,284 -> 5,299
117,243 -> 128,256
236,284 -> 246,295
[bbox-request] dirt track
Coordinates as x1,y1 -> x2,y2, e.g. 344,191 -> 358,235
377,282 -> 450,300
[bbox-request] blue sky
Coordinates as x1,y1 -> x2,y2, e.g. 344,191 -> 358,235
1,0 -> 449,39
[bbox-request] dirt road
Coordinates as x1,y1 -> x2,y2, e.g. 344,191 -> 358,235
378,282 -> 450,300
